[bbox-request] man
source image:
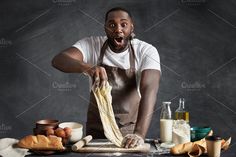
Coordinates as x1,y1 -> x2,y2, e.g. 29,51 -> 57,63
52,7 -> 161,148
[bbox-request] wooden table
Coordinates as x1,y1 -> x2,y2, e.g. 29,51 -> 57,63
27,139 -> 236,157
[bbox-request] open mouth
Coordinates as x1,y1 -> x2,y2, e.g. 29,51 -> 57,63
114,37 -> 124,47
115,37 -> 123,43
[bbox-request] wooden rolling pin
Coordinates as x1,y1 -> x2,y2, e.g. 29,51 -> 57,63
72,135 -> 93,151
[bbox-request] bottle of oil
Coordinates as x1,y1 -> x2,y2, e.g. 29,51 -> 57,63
175,98 -> 189,123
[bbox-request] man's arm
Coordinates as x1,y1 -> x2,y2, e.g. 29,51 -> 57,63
134,69 -> 161,138
123,69 -> 160,148
52,47 -> 107,86
52,47 -> 92,74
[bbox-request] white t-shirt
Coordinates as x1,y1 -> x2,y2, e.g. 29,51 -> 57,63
73,36 -> 161,92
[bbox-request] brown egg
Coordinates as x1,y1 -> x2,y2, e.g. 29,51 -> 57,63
64,127 -> 72,137
55,128 -> 66,138
45,128 -> 54,136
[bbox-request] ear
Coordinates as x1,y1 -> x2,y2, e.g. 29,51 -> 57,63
104,24 -> 109,34
131,24 -> 134,32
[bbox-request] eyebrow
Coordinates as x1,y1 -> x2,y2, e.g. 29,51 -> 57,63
107,19 -> 129,23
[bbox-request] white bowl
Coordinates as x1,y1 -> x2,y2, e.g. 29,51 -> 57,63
59,122 -> 83,143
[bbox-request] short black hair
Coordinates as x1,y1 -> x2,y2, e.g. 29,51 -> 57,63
105,7 -> 133,22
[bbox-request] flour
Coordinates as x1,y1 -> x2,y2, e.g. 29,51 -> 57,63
172,120 -> 190,145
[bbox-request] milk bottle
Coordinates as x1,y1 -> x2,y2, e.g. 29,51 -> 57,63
160,102 -> 173,143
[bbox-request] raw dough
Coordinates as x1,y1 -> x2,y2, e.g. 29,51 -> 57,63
92,83 -> 123,147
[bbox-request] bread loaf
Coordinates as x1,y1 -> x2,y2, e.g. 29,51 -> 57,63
170,139 -> 206,155
17,135 -> 65,150
170,141 -> 195,154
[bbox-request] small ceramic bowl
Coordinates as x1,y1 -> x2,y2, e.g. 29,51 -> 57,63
59,122 -> 83,143
191,126 -> 211,141
33,119 -> 59,135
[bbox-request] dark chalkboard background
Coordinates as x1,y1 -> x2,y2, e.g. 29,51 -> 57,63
0,0 -> 236,156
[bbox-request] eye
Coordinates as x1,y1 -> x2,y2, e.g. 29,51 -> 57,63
109,23 -> 116,28
121,23 -> 128,27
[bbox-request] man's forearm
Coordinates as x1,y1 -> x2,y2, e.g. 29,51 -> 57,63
134,70 -> 160,139
134,88 -> 158,138
52,48 -> 94,75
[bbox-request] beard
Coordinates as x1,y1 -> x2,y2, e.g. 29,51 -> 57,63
107,35 -> 131,52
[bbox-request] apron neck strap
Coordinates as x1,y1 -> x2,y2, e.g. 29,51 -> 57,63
98,39 -> 136,71
98,40 -> 108,65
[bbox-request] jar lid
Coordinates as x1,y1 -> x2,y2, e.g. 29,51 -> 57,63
206,135 -> 222,141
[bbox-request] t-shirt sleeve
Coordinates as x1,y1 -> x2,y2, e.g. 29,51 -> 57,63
140,46 -> 161,72
72,37 -> 92,64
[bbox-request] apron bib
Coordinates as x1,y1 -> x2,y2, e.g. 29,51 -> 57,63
86,40 -> 141,138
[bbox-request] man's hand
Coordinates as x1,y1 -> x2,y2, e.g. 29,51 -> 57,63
122,134 -> 144,148
52,48 -> 108,88
87,66 -> 108,87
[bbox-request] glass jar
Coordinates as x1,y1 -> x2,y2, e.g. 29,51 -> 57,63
160,102 -> 173,143
175,98 -> 189,123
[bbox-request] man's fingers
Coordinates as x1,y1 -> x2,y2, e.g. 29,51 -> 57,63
94,70 -> 100,87
122,134 -> 144,148
101,67 -> 108,80
95,76 -> 100,82
101,81 -> 106,89
124,138 -> 133,149
99,67 -> 108,87
121,137 -> 129,147
130,139 -> 138,148
92,66 -> 108,88
127,138 -> 137,148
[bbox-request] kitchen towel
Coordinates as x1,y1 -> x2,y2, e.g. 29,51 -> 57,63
0,138 -> 31,157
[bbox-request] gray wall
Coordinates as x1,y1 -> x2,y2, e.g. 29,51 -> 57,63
0,0 -> 235,147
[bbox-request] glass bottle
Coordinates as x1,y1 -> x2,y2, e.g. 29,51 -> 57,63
160,102 -> 173,143
175,98 -> 189,123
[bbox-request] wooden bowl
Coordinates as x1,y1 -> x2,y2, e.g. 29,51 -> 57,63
34,119 -> 59,135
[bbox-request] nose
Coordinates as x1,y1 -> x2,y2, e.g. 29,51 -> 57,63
114,25 -> 122,34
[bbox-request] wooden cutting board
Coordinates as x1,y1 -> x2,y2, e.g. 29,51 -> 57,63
74,141 -> 150,153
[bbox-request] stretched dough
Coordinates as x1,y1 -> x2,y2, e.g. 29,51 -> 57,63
92,83 -> 123,147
